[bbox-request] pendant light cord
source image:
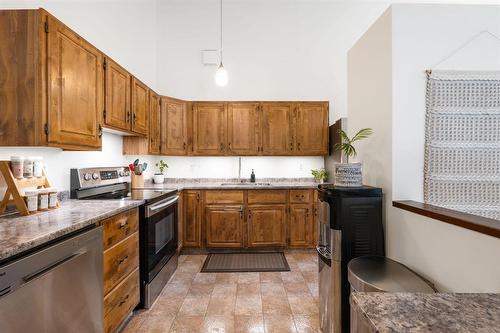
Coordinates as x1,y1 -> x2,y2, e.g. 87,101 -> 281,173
220,0 -> 223,65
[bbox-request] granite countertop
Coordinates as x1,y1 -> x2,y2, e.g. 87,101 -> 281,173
0,199 -> 143,262
351,292 -> 500,332
138,178 -> 320,190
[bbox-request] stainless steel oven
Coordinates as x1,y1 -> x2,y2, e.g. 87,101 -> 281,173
141,194 -> 179,308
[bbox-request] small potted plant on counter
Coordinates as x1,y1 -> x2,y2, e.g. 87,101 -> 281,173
311,168 -> 328,183
153,160 -> 168,184
334,128 -> 373,187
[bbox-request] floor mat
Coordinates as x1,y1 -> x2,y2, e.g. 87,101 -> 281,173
201,252 -> 290,272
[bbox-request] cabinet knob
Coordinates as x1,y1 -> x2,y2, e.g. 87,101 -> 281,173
119,221 -> 128,229
118,255 -> 128,265
119,294 -> 129,306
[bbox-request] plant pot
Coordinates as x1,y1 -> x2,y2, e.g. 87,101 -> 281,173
334,162 -> 363,187
153,174 -> 165,184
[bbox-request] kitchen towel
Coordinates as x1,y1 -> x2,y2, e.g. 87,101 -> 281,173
424,70 -> 500,220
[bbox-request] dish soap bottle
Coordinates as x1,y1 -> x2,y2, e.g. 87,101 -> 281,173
250,169 -> 256,183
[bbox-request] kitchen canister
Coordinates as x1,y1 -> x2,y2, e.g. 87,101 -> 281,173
23,157 -> 34,178
24,190 -> 39,213
37,189 -> 49,211
33,157 -> 43,178
10,156 -> 24,179
47,187 -> 58,209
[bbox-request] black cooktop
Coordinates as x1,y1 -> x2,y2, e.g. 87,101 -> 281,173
129,189 -> 177,203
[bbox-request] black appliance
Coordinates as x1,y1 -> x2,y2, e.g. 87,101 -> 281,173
317,184 -> 384,333
70,167 -> 179,308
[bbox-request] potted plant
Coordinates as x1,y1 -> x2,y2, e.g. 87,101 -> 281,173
311,168 -> 328,183
153,160 -> 168,184
334,128 -> 373,187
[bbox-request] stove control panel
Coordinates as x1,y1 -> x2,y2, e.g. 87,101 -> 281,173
70,167 -> 131,190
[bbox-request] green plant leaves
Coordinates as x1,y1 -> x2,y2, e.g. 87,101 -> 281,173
334,128 -> 373,162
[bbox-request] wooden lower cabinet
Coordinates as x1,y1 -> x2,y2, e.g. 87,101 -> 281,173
183,190 -> 202,247
247,204 -> 287,247
205,205 -> 244,248
101,208 -> 140,333
289,204 -> 314,247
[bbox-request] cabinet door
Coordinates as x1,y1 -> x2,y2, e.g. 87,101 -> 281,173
205,205 -> 244,248
295,102 -> 329,155
289,204 -> 313,247
261,102 -> 293,155
131,77 -> 149,136
47,14 -> 103,149
149,91 -> 161,154
183,190 -> 202,247
247,205 -> 286,247
161,97 -> 188,155
227,102 -> 260,155
192,102 -> 225,155
104,58 -> 131,132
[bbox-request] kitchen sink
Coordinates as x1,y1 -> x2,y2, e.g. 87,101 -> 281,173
220,182 -> 271,186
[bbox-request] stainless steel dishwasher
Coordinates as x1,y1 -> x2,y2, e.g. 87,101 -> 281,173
0,226 -> 103,333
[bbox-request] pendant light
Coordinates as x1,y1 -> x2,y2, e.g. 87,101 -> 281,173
215,0 -> 228,86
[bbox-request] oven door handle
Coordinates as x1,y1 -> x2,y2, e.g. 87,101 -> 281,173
146,195 -> 179,217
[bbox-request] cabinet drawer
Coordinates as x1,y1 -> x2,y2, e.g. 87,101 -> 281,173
289,189 -> 313,203
205,190 -> 244,204
104,268 -> 140,333
102,208 -> 139,250
104,232 -> 139,295
248,190 -> 287,204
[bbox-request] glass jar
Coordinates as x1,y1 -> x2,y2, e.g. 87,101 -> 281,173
24,190 -> 39,213
23,157 -> 34,178
10,156 -> 24,179
33,157 -> 44,178
47,187 -> 58,209
37,189 -> 49,211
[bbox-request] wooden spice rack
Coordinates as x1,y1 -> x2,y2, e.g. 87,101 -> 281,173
0,160 -> 59,216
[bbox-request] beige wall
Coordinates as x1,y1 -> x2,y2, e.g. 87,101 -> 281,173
348,4 -> 500,292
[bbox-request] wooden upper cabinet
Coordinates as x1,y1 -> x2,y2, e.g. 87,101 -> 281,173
149,91 -> 161,154
261,102 -> 293,155
47,13 -> 103,149
205,205 -> 244,248
104,58 -> 131,131
192,102 -> 225,155
295,102 -> 329,155
226,102 -> 260,155
131,77 -> 149,136
161,97 -> 189,155
247,205 -> 287,247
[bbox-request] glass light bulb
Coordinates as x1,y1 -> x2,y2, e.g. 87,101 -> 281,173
215,63 -> 228,86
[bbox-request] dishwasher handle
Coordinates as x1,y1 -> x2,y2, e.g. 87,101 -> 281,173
22,251 -> 86,284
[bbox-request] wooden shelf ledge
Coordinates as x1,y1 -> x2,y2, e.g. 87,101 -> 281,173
393,200 -> 500,239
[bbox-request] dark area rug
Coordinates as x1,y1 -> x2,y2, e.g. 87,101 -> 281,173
201,252 -> 290,272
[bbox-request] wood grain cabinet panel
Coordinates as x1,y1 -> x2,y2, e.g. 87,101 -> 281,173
149,91 -> 161,154
227,102 -> 260,155
104,58 -> 131,132
103,232 -> 139,295
289,189 -> 313,204
289,204 -> 313,247
205,205 -> 244,248
183,190 -> 202,247
247,205 -> 286,247
102,208 -> 138,251
205,190 -> 244,204
161,97 -> 189,155
247,190 -> 287,204
193,102 -> 226,155
47,13 -> 103,149
261,102 -> 293,155
295,102 -> 329,155
104,268 -> 139,333
131,77 -> 149,136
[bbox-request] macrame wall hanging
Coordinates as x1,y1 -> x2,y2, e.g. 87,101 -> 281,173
424,70 -> 500,220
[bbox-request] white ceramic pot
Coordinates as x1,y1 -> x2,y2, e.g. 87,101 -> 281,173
334,162 -> 363,187
153,174 -> 165,184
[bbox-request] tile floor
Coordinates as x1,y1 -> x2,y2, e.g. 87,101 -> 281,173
123,252 -> 320,333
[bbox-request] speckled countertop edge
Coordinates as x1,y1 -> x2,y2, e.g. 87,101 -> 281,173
350,292 -> 500,333
0,199 -> 144,262
138,178 -> 320,190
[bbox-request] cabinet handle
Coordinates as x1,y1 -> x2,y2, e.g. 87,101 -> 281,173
119,294 -> 129,306
98,124 -> 103,138
220,143 -> 224,151
297,142 -> 301,151
133,113 -> 137,124
228,142 -> 231,150
306,208 -> 309,217
248,210 -> 252,219
197,193 -> 200,201
118,255 -> 128,265
119,221 -> 128,229
150,137 -> 154,143
126,111 -> 131,123
290,142 -> 293,151
183,142 -> 187,150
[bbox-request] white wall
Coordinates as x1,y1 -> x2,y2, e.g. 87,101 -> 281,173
348,4 -> 500,292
